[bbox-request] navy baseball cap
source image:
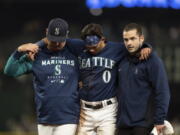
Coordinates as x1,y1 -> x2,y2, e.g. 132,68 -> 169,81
84,35 -> 101,46
47,18 -> 69,42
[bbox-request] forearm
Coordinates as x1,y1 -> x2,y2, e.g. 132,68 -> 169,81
4,51 -> 33,77
148,54 -> 170,125
142,42 -> 152,49
154,88 -> 170,125
66,38 -> 85,56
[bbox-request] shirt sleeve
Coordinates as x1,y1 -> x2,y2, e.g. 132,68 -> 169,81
66,38 -> 85,56
147,52 -> 170,125
35,39 -> 45,47
142,42 -> 152,49
4,50 -> 33,77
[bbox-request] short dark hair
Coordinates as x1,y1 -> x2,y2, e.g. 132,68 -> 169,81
81,23 -> 104,40
123,23 -> 143,36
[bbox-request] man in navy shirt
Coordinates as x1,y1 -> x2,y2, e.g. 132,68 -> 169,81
4,18 -> 80,135
117,23 -> 170,135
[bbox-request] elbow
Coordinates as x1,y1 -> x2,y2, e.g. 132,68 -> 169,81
168,92 -> 171,103
3,66 -> 10,75
3,66 -> 19,77
166,88 -> 171,102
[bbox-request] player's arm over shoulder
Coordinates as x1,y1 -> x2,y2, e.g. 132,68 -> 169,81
109,41 -> 127,52
66,38 -> 85,56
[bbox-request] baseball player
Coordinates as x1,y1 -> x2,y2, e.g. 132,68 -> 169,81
4,18 -> 80,135
117,23 -> 170,135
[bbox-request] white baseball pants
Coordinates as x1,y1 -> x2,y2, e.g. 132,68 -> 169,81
76,97 -> 118,135
38,124 -> 77,135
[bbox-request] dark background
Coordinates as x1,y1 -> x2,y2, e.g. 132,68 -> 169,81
0,0 -> 180,134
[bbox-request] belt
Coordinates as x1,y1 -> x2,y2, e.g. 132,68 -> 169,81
81,97 -> 117,110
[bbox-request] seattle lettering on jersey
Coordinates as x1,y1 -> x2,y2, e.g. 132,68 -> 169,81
79,56 -> 115,69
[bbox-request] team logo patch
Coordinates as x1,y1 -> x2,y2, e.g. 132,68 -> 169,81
55,28 -> 60,35
135,68 -> 138,74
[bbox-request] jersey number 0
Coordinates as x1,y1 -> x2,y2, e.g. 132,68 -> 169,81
102,70 -> 111,83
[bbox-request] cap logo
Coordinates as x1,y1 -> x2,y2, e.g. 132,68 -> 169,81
55,28 -> 60,35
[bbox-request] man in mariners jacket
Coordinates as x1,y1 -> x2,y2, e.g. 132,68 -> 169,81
117,23 -> 170,135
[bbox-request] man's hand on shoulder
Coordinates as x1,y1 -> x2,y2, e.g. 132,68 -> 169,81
18,43 -> 39,53
139,47 -> 152,60
17,43 -> 39,61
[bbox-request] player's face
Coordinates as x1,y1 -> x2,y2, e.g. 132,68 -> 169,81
47,40 -> 66,51
123,29 -> 144,54
86,40 -> 105,54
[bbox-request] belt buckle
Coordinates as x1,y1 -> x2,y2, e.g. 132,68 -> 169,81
93,103 -> 103,109
106,100 -> 112,105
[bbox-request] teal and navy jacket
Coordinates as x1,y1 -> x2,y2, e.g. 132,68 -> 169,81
4,40 -> 80,125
